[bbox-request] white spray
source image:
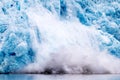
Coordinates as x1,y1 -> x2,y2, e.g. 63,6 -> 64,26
22,4 -> 120,74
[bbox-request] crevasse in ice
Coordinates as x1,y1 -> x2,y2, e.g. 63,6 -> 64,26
0,0 -> 120,73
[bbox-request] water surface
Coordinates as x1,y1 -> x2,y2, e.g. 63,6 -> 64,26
0,74 -> 120,80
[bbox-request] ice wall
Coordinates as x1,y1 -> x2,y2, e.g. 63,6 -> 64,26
0,0 -> 120,74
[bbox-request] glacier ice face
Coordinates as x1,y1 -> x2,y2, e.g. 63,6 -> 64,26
0,0 -> 120,73
0,0 -> 35,73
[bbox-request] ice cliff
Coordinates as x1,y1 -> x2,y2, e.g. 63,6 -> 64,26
0,0 -> 120,74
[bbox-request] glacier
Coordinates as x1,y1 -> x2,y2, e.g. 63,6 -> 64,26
0,0 -> 120,74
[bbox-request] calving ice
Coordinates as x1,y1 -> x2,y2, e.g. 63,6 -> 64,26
0,0 -> 120,74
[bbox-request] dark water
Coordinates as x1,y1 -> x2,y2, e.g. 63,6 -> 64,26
0,74 -> 120,80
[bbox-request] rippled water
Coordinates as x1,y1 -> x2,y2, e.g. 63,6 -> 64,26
0,74 -> 120,80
